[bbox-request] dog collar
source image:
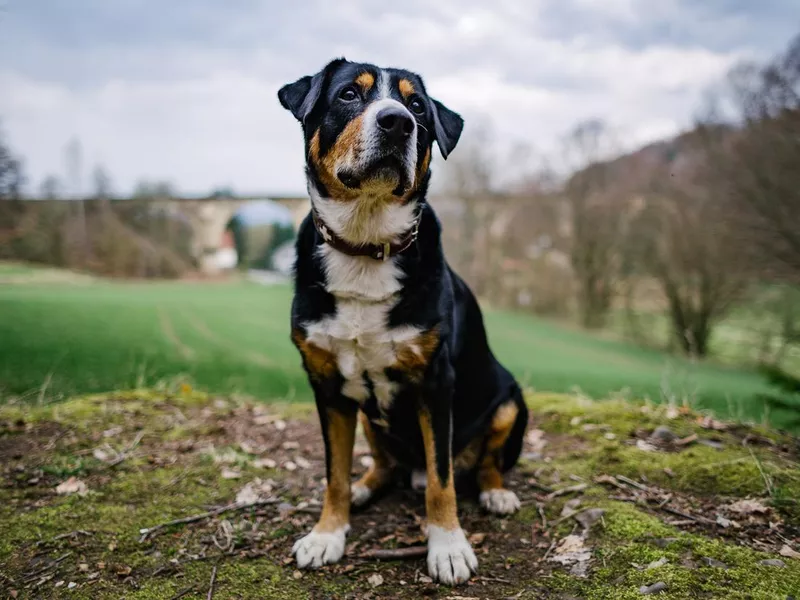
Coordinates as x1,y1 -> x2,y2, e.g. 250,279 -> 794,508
311,208 -> 420,262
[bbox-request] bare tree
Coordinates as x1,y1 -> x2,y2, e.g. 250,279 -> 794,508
0,123 -> 24,200
39,175 -> 64,200
92,165 -> 113,199
716,33 -> 800,283
629,128 -> 747,357
562,120 -> 626,328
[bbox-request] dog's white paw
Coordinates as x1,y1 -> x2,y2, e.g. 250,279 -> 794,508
351,483 -> 372,507
411,469 -> 428,491
480,488 -> 521,515
426,525 -> 478,585
292,527 -> 348,568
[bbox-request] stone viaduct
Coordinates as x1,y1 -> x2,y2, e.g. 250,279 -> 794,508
152,194 -> 310,273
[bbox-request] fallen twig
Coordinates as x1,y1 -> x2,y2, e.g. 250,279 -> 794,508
207,565 -> 218,600
546,483 -> 588,500
549,507 -> 588,528
139,499 -> 281,542
542,538 -> 558,561
34,530 -> 92,547
527,480 -> 555,494
168,586 -> 196,600
615,475 -> 651,493
359,546 -> 428,561
660,505 -> 715,526
537,503 -> 547,528
108,430 -> 146,468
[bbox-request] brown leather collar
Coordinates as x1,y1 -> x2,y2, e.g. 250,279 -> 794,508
311,208 -> 420,261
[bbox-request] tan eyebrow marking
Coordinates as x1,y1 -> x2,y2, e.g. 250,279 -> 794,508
399,78 -> 415,99
355,72 -> 375,92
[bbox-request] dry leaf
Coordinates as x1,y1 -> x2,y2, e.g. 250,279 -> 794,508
220,468 -> 242,480
295,457 -> 311,469
779,545 -> 800,560
55,477 -> 88,496
274,420 -> 287,431
368,573 -> 384,587
575,508 -> 605,530
359,455 -> 374,468
525,429 -> 547,452
283,461 -> 298,472
550,534 -> 592,566
646,557 -> 669,570
727,499 -> 769,515
253,458 -> 277,469
468,532 -> 487,546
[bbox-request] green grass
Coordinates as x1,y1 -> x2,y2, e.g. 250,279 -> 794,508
0,276 -> 793,430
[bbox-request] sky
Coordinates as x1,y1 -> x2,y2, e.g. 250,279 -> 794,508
0,0 -> 797,197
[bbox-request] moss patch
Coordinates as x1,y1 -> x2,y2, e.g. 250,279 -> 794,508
1,389 -> 798,599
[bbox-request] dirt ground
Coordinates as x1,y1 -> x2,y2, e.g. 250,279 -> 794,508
1,387 -> 799,599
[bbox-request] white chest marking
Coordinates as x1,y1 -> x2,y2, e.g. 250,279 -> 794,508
305,245 -> 423,410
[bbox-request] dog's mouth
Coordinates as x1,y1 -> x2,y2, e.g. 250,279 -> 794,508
337,155 -> 410,196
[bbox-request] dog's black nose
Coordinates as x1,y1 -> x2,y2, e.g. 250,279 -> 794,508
376,107 -> 414,143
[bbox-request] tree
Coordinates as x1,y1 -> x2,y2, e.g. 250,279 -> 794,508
629,128 -> 746,357
562,120 -> 626,328
92,165 -> 113,199
0,124 -> 24,200
715,33 -> 800,283
39,175 -> 64,200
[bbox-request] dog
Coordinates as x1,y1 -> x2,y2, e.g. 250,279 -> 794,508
278,58 -> 528,586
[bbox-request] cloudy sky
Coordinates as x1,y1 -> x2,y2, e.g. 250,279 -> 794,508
1,1 -> 797,197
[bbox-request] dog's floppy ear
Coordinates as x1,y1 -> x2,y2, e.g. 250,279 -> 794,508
431,98 -> 464,159
278,58 -> 347,124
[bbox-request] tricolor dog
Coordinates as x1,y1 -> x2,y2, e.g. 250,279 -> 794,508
278,58 -> 528,586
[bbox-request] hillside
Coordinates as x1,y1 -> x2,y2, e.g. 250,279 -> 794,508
0,272 -> 793,431
1,386 -> 798,599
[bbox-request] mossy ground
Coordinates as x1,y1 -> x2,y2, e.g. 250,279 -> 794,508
1,388 -> 798,599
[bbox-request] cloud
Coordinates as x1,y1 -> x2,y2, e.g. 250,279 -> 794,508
0,0 -> 795,196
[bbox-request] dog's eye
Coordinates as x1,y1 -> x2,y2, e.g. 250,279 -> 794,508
339,86 -> 359,102
408,97 -> 425,115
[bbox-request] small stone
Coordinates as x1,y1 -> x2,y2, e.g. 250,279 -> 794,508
274,420 -> 287,431
576,508 -> 605,530
220,467 -> 241,479
700,557 -> 729,569
636,440 -> 658,452
282,441 -> 300,450
419,575 -> 433,584
759,559 -> 786,568
67,582 -> 78,589
639,582 -> 667,594
716,515 -> 732,528
359,455 -> 375,468
283,461 -> 298,472
55,477 -> 89,496
368,573 -> 384,587
78,563 -> 89,572
604,432 -> 617,440
779,544 -> 800,560
292,570 -> 303,580
650,538 -> 678,548
561,498 -> 582,517
649,426 -> 678,443
55,581 -> 65,587
295,457 -> 311,469
646,557 -> 668,570
253,458 -> 277,469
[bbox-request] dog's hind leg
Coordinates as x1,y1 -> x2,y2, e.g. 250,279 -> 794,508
477,392 -> 527,516
351,411 -> 393,507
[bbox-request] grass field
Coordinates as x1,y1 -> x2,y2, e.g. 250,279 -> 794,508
0,263 -> 795,430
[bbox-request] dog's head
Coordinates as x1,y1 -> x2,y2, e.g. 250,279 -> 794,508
278,58 -> 463,203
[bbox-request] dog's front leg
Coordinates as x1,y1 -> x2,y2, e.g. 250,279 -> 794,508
293,401 -> 357,569
418,391 -> 478,585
